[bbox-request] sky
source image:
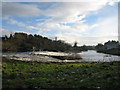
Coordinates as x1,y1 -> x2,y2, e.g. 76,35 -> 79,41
1,0 -> 119,46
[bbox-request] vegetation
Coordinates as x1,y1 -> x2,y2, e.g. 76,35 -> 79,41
73,41 -> 95,52
2,33 -> 95,53
79,45 -> 95,51
2,33 -> 73,52
95,40 -> 120,56
2,57 -> 120,89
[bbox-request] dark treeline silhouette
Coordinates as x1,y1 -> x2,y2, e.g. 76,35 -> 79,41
2,33 -> 96,53
2,33 -> 75,52
95,40 -> 120,56
1,32 -> 100,53
73,45 -> 95,52
3,32 -> 118,55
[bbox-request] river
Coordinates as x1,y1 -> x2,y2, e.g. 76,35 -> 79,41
2,50 -> 120,62
79,50 -> 120,62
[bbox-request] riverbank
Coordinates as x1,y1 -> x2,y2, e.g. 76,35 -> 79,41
2,51 -> 82,63
2,50 -> 120,62
2,57 -> 120,89
97,48 -> 120,56
33,51 -> 82,60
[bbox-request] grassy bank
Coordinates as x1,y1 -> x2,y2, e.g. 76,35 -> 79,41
2,57 -> 120,89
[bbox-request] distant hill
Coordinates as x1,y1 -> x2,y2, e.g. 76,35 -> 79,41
2,33 -> 73,52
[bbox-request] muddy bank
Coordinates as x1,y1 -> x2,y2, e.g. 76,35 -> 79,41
2,52 -> 82,63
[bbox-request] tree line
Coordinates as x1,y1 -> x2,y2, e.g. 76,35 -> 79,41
95,40 -> 120,56
2,33 -> 76,52
2,33 -> 95,53
2,32 -> 119,55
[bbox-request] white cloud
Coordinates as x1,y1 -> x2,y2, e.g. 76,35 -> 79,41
7,18 -> 37,30
42,0 -> 118,23
89,24 -> 99,29
26,26 -> 37,29
53,14 -> 118,46
72,22 -> 89,32
2,1 -> 119,45
2,2 -> 42,17
89,16 -> 118,37
1,28 -> 30,37
34,1 -> 118,45
0,29 -> 16,37
108,0 -> 120,6
36,18 -> 51,22
8,19 -> 26,27
43,2 -> 103,23
34,1 -> 118,35
2,1 -> 111,23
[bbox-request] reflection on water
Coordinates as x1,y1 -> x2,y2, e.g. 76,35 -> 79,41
79,50 -> 120,62
2,50 -> 120,62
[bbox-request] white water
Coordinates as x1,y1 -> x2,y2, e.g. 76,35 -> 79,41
79,50 -> 120,62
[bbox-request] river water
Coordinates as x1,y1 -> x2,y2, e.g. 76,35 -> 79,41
79,50 -> 120,62
2,50 -> 120,62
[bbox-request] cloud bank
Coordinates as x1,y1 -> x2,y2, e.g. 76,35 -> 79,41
2,1 -> 119,45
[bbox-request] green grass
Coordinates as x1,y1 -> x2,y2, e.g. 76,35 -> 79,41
2,57 -> 120,89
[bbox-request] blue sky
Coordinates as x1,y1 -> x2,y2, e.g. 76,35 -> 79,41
2,1 -> 119,45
